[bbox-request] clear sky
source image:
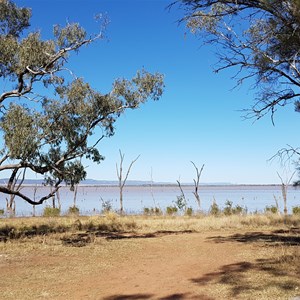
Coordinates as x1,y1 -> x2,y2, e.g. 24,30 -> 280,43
13,0 -> 300,184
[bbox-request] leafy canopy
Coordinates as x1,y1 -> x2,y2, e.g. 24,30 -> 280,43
0,0 -> 164,205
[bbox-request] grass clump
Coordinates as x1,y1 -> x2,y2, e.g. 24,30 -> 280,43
101,198 -> 113,213
166,206 -> 178,216
143,207 -> 162,216
185,207 -> 193,216
68,206 -> 80,216
209,201 -> 221,216
265,205 -> 279,214
292,206 -> 300,215
223,200 -> 247,216
43,207 -> 60,217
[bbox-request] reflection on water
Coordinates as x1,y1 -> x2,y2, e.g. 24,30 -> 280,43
3,184 -> 300,216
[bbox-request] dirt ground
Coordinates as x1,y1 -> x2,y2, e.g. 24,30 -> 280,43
1,229 -> 300,299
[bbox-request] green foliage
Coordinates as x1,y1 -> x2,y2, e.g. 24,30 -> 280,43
292,206 -> 300,215
0,0 -> 31,37
265,205 -> 279,214
223,200 -> 234,216
68,206 -> 80,216
53,23 -> 86,49
210,201 -> 220,216
0,209 -> 4,215
101,199 -> 113,213
0,1 -> 164,206
223,200 -> 246,216
174,195 -> 187,212
143,207 -> 162,216
166,206 -> 178,216
185,207 -> 193,217
43,207 -> 61,217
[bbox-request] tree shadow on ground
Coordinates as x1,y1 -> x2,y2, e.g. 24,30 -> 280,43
190,228 -> 300,298
0,219 -> 195,243
191,257 -> 300,298
0,224 -> 67,241
61,230 -> 195,247
103,293 -> 213,300
95,230 -> 195,240
207,227 -> 300,246
103,294 -> 153,300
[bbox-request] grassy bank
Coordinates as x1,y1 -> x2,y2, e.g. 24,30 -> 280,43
1,213 -> 300,241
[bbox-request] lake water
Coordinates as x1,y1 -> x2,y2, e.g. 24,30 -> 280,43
3,184 -> 300,216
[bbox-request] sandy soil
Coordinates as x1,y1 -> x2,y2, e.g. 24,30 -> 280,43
1,229 -> 299,299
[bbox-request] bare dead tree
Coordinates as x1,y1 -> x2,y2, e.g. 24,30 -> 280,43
191,162 -> 205,209
116,150 -> 140,214
277,171 -> 296,216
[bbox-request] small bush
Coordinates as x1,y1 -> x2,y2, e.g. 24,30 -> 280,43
101,198 -> 113,213
144,207 -> 150,215
210,201 -> 220,216
166,206 -> 178,216
185,207 -> 193,216
292,206 -> 300,215
68,206 -> 80,215
0,209 -> 4,215
223,200 -> 233,216
43,207 -> 60,217
265,205 -> 278,214
232,204 -> 247,215
223,200 -> 247,216
174,195 -> 186,211
144,207 -> 162,216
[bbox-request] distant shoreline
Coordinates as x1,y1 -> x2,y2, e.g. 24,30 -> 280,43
0,178 -> 294,188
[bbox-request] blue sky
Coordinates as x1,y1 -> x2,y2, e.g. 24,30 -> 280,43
14,0 -> 300,184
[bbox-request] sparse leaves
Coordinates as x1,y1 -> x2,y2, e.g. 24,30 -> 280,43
176,0 -> 300,120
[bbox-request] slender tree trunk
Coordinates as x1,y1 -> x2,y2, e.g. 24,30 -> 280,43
119,186 -> 123,214
191,162 -> 204,210
116,150 -> 140,215
277,171 -> 295,217
73,185 -> 78,207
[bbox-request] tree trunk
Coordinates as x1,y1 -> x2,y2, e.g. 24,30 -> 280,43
120,187 -> 123,214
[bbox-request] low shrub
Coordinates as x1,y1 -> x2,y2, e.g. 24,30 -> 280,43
0,208 -> 4,215
101,198 -> 113,213
292,206 -> 300,215
68,206 -> 80,215
232,204 -> 247,215
43,207 -> 60,217
223,200 -> 234,216
210,201 -> 221,216
166,206 -> 178,216
144,207 -> 162,216
174,195 -> 186,211
185,207 -> 193,216
223,200 -> 247,216
265,205 -> 278,214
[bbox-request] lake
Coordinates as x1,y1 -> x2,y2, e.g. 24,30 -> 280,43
3,184 -> 300,216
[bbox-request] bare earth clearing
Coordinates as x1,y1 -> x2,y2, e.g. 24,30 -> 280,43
0,217 -> 300,299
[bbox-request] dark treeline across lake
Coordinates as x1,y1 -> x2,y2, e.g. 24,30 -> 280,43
2,184 -> 300,217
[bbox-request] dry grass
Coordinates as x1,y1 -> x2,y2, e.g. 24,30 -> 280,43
1,212 -> 299,239
0,213 -> 299,299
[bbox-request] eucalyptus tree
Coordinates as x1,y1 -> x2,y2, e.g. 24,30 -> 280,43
0,1 -> 164,206
174,0 -> 300,121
